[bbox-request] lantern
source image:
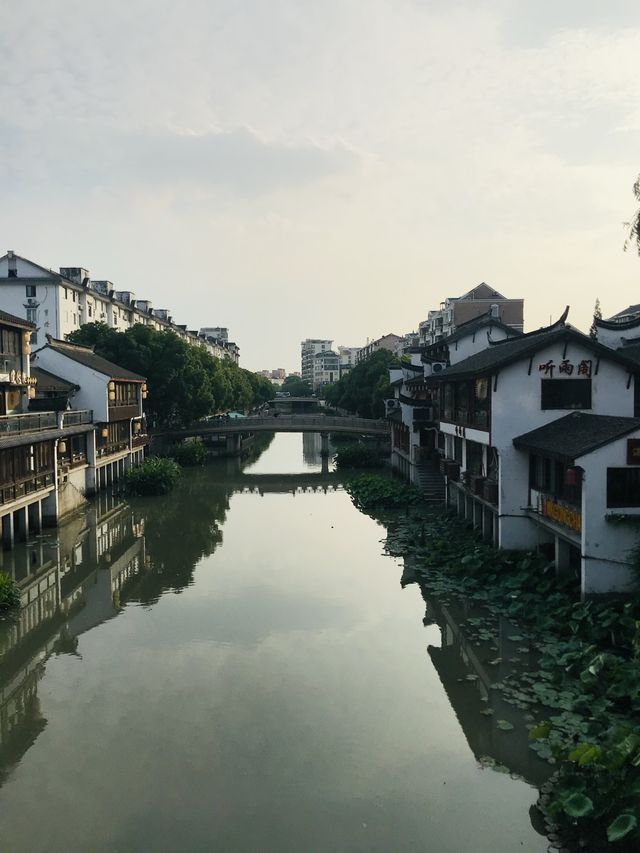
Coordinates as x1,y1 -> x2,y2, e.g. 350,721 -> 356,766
108,381 -> 115,391
58,440 -> 67,454
565,467 -> 580,486
108,391 -> 116,401
133,421 -> 141,434
101,427 -> 109,439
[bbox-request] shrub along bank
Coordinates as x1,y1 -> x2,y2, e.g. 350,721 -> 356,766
169,441 -> 208,467
0,571 -> 19,610
345,475 -> 640,850
124,457 -> 181,496
334,444 -> 384,469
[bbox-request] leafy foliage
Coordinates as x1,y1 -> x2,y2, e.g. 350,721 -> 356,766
124,456 -> 181,495
589,297 -> 602,339
324,350 -> 395,418
376,509 -> 640,850
280,375 -> 313,397
169,440 -> 208,466
66,323 -> 274,426
345,474 -> 424,509
0,571 -> 19,609
334,443 -> 384,469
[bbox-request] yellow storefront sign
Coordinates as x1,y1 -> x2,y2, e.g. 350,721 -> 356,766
541,497 -> 581,533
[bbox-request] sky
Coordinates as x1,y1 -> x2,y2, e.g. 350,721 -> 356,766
1,0 -> 639,373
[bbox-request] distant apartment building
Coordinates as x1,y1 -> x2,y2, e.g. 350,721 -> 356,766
418,282 -> 524,346
0,251 -> 239,363
394,331 -> 420,356
258,368 -> 286,386
356,333 -> 402,364
300,339 -> 333,386
312,350 -> 340,389
338,346 -> 360,377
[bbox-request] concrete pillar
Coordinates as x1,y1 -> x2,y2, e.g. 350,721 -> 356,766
226,434 -> 241,456
320,433 -> 330,456
14,506 -> 28,543
2,513 -> 14,550
555,536 -> 572,577
86,429 -> 97,495
321,454 -> 329,475
28,500 -> 42,535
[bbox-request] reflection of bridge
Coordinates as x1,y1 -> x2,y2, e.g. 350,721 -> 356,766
227,472 -> 344,493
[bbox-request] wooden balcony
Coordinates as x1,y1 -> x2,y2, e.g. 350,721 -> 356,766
108,404 -> 140,422
0,471 -> 54,505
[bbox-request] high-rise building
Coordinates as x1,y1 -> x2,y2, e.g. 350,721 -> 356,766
300,339 -> 332,386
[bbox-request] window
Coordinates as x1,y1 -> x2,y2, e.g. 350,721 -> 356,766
541,379 -> 592,410
63,287 -> 68,300
8,268 -> 17,278
88,305 -> 93,318
25,285 -> 36,298
607,468 -> 640,508
26,308 -> 37,324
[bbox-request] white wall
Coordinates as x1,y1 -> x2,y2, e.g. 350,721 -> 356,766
449,324 -> 514,365
579,433 -> 640,594
34,348 -> 110,421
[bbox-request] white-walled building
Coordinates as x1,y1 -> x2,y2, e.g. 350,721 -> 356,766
312,350 -> 340,389
301,339 -> 333,386
0,251 -> 239,363
33,338 -> 148,500
338,346 -> 360,377
431,314 -> 640,595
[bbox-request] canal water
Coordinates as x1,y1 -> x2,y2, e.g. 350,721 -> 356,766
0,433 -> 549,852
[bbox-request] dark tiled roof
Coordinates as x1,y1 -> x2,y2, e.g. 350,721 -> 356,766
619,344 -> 640,367
31,366 -> 78,393
45,338 -> 145,381
445,313 -> 522,346
596,306 -> 640,331
431,323 -> 640,381
0,309 -> 35,330
609,304 -> 640,320
513,412 -> 640,461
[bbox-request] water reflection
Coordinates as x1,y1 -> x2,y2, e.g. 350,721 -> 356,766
0,436 -> 344,786
0,492 -> 145,786
0,435 -> 547,852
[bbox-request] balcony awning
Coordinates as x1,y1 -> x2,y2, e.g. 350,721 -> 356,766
513,412 -> 640,463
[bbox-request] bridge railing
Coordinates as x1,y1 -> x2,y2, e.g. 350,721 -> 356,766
236,415 -> 389,431
154,414 -> 389,436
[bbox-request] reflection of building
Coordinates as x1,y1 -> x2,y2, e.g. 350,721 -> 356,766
412,575 -> 550,787
0,498 -> 146,779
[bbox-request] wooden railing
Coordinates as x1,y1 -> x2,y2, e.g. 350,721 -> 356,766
0,412 -> 57,435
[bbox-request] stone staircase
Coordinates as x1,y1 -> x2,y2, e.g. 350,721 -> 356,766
415,462 -> 446,502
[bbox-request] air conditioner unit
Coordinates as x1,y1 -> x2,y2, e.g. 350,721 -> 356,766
431,362 -> 448,374
385,399 -> 400,412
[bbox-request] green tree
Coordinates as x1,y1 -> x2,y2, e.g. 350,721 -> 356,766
589,297 -> 602,339
324,349 -> 394,418
66,323 -> 271,426
624,173 -> 640,255
280,375 -> 313,396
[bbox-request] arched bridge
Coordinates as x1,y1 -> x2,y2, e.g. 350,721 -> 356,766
154,415 -> 390,439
